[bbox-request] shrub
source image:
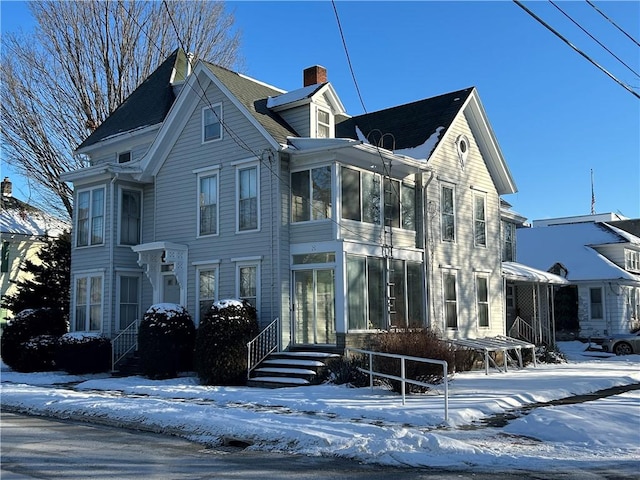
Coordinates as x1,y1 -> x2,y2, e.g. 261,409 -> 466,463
320,354 -> 370,388
195,299 -> 259,385
371,328 -> 475,394
16,335 -> 59,372
1,308 -> 68,371
56,333 -> 112,374
138,303 -> 196,379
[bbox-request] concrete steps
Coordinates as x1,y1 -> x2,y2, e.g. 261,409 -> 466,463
247,350 -> 340,388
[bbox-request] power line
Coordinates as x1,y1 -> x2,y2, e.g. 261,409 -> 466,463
549,0 -> 639,79
585,0 -> 640,48
513,1 -> 640,100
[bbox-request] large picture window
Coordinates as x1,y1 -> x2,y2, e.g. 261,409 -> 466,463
199,173 -> 218,236
237,165 -> 258,231
75,274 -> 102,331
120,189 -> 141,245
203,104 -> 222,142
441,185 -> 455,242
291,166 -> 332,222
76,188 -> 105,247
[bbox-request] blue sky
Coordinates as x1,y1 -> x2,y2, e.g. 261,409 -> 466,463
1,1 -> 639,221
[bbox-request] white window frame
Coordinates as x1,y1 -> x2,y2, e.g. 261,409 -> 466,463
291,165 -> 333,223
235,161 -> 260,233
116,272 -> 141,331
502,221 -> 516,262
236,261 -> 260,313
76,187 -> 106,248
443,270 -> 458,329
476,274 -> 490,328
196,264 -> 219,325
589,287 -> 604,320
441,184 -> 456,243
473,192 -> 487,248
197,168 -> 220,237
202,103 -> 223,143
118,187 -> 143,246
315,107 -> 332,138
73,272 -> 104,332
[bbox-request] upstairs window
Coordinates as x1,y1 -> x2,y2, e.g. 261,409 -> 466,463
441,185 -> 455,242
317,109 -> 330,138
76,188 -> 105,247
291,166 -> 332,222
237,165 -> 259,231
625,250 -> 639,272
502,221 -> 516,262
120,189 -> 141,245
198,173 -> 218,236
474,193 -> 486,247
203,104 -> 222,142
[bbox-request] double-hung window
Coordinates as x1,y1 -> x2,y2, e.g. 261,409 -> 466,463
197,266 -> 218,323
117,274 -> 140,330
237,164 -> 259,231
237,263 -> 259,310
76,188 -> 105,247
474,193 -> 487,247
476,275 -> 490,328
291,166 -> 332,222
502,221 -> 515,262
316,109 -> 331,138
441,185 -> 455,242
120,189 -> 141,245
443,271 -> 458,329
203,104 -> 222,142
590,287 -> 603,320
74,274 -> 103,331
198,172 -> 219,236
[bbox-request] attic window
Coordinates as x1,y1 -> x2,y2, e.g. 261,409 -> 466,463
203,104 -> 222,142
317,109 -> 330,138
118,151 -> 131,163
455,135 -> 470,168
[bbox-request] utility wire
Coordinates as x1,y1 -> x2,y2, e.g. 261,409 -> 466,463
513,1 -> 640,100
586,0 -> 640,48
549,0 -> 639,79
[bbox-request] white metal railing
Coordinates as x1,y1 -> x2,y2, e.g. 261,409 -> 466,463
346,347 -> 448,422
111,319 -> 140,372
247,317 -> 279,379
509,316 -> 534,343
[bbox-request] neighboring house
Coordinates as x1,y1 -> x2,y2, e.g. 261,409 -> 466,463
517,213 -> 640,338
62,49 -> 550,358
0,178 -> 69,325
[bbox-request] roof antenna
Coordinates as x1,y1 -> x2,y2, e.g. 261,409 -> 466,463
590,169 -> 596,215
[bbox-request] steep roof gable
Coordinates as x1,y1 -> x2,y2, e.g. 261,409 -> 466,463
76,49 -> 185,152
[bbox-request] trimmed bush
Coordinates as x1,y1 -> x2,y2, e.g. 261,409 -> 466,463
195,299 -> 259,385
1,308 -> 68,371
138,303 -> 196,379
56,333 -> 112,374
371,328 -> 476,393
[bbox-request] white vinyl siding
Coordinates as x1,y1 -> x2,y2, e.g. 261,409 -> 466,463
76,187 -> 105,247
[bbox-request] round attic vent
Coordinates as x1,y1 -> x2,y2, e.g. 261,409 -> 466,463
455,134 -> 470,168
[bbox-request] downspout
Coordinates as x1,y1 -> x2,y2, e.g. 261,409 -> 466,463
422,170 -> 435,328
109,173 -> 119,339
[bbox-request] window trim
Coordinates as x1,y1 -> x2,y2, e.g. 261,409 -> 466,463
236,162 -> 260,233
197,169 -> 220,237
202,103 -> 223,143
75,187 -> 106,248
502,220 -> 516,262
589,287 -> 604,320
443,270 -> 458,330
291,165 -> 333,223
236,262 -> 260,312
115,273 -> 141,331
473,192 -> 487,248
73,272 -> 104,332
196,265 -> 219,325
475,274 -> 490,328
118,187 -> 143,246
441,184 -> 456,243
315,106 -> 332,139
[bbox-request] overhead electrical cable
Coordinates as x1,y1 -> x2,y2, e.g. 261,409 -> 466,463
549,0 -> 639,79
585,0 -> 640,48
513,1 -> 640,100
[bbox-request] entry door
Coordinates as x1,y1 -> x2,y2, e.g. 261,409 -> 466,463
293,269 -> 335,345
162,274 -> 181,304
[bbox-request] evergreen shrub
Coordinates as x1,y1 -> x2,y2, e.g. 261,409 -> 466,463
195,299 -> 259,385
56,333 -> 112,374
17,335 -> 59,372
138,303 -> 196,379
0,308 -> 68,371
371,328 -> 476,393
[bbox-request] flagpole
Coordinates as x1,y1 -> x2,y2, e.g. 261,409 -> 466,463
590,169 -> 595,215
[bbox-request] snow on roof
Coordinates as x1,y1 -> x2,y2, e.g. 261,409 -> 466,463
502,262 -> 569,284
604,222 -> 640,245
517,223 -> 637,282
0,198 -> 69,237
393,126 -> 445,160
266,83 -> 324,109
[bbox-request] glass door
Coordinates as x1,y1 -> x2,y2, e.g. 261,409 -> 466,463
293,269 -> 335,345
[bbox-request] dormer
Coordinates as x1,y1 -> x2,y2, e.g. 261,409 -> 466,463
267,66 -> 347,138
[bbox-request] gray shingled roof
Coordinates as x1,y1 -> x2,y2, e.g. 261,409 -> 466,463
335,87 -> 474,153
203,62 -> 297,144
76,50 -> 183,151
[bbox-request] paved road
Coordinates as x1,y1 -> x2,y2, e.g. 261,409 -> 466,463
0,411 -> 632,480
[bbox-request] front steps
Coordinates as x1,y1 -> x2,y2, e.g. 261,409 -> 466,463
247,350 -> 340,388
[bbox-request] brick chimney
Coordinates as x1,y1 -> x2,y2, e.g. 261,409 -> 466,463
1,177 -> 12,197
303,65 -> 327,87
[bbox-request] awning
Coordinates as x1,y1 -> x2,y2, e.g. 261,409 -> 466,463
502,261 -> 569,285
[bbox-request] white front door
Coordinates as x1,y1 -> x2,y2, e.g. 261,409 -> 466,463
162,274 -> 181,304
293,269 -> 336,345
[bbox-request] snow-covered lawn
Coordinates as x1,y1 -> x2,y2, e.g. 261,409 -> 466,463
1,341 -> 639,473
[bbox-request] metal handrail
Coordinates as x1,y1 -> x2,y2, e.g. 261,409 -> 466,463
509,316 -> 534,344
345,347 -> 449,422
247,317 -> 279,379
111,319 -> 140,372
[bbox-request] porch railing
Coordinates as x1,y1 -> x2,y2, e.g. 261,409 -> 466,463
111,319 -> 140,372
247,317 -> 279,379
509,316 -> 534,344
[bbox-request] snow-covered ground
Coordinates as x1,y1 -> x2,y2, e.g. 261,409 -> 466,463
1,341 -> 639,474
